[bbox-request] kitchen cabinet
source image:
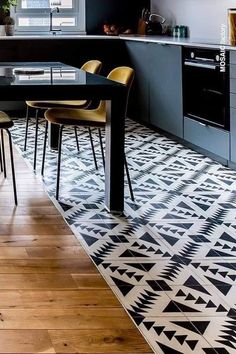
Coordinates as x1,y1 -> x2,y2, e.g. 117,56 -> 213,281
149,43 -> 183,138
126,41 -> 150,124
184,117 -> 229,160
231,108 -> 236,162
230,51 -> 236,163
126,41 -> 183,134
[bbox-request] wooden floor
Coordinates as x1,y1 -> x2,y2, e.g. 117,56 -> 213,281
0,139 -> 152,353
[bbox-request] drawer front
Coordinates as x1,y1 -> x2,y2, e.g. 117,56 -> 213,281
231,108 -> 236,162
184,117 -> 229,159
230,51 -> 236,65
230,64 -> 236,78
230,78 -> 236,93
231,93 -> 236,108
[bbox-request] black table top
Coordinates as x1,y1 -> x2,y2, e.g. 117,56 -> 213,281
0,61 -> 122,87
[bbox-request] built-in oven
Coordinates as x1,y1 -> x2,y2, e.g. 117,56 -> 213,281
183,47 -> 230,131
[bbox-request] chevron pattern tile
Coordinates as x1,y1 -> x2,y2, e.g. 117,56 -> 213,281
11,116 -> 236,354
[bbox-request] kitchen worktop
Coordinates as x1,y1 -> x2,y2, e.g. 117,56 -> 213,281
120,34 -> 236,50
0,34 -> 120,40
0,33 -> 236,50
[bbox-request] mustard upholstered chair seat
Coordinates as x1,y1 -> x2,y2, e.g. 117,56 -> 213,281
0,111 -> 14,129
25,60 -> 102,111
23,60 -> 102,171
45,106 -> 106,127
26,99 -> 88,110
45,66 -> 134,127
43,66 -> 135,201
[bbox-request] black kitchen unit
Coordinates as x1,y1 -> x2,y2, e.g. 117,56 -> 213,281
183,47 -> 230,131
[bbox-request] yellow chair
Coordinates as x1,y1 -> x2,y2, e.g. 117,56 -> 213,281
23,60 -> 102,170
43,66 -> 135,201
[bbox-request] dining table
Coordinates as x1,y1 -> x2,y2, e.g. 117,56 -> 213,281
0,61 -> 127,213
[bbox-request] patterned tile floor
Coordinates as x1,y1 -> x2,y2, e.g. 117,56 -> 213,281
11,117 -> 236,354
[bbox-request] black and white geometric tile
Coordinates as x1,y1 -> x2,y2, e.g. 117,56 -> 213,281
11,116 -> 236,353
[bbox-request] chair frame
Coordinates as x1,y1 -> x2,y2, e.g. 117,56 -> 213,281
0,128 -> 17,205
41,66 -> 135,202
23,60 -> 102,171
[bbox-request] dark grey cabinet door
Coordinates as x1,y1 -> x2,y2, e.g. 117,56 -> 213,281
126,41 -> 149,123
149,43 -> 183,138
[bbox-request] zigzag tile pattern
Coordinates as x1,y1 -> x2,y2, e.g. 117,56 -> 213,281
11,117 -> 236,354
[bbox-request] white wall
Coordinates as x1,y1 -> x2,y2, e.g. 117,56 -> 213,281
151,0 -> 236,40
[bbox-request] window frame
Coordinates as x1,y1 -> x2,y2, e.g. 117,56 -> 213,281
14,0 -> 86,35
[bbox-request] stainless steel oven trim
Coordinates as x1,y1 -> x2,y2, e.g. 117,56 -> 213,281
184,61 -> 217,70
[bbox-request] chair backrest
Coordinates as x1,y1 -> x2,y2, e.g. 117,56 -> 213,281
81,60 -> 102,75
97,66 -> 135,114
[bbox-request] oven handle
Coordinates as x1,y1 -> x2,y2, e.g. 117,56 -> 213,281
184,61 -> 217,70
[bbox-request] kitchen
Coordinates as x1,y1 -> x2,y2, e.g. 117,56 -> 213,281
0,0 -> 236,353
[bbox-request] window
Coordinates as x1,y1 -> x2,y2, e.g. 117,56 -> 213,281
14,0 -> 85,34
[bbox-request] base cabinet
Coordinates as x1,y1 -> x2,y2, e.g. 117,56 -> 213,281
230,52 -> 236,163
126,41 -> 149,124
126,41 -> 183,137
149,43 -> 183,138
126,44 -> 236,164
230,108 -> 236,162
184,117 -> 230,160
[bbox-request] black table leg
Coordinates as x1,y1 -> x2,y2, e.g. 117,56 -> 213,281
105,95 -> 126,214
48,122 -> 60,150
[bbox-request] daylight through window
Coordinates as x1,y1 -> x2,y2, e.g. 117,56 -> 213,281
15,0 -> 85,34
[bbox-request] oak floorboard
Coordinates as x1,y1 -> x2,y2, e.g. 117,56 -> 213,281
0,224 -> 72,235
0,330 -> 55,353
0,258 -> 97,274
26,246 -> 90,259
0,215 -> 66,224
0,289 -> 120,308
0,206 -> 61,216
0,308 -> 136,330
0,235 -> 78,247
0,134 -> 152,353
49,329 -> 152,353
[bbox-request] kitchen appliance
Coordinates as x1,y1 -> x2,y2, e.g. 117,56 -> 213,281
183,47 -> 230,131
146,13 -> 166,35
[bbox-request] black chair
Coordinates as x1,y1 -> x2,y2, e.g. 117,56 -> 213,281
0,112 -> 17,205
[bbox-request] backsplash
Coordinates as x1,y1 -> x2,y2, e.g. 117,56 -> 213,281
151,0 -> 236,40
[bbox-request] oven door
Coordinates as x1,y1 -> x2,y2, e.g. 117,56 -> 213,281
183,60 -> 229,130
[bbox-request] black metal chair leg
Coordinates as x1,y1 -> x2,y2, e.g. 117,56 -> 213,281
98,128 -> 105,169
0,140 -> 3,172
1,130 -> 6,178
56,125 -> 64,200
24,105 -> 30,151
6,129 -> 17,205
124,156 -> 134,201
88,127 -> 98,170
41,120 -> 48,176
33,109 -> 39,171
74,126 -> 80,152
